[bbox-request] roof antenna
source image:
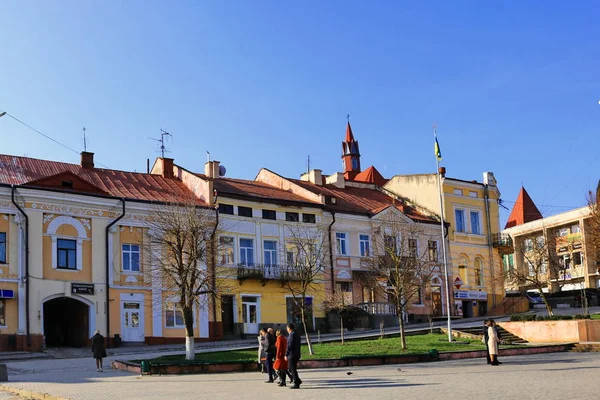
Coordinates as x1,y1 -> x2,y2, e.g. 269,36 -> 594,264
148,129 -> 172,158
207,151 -> 211,162
307,155 -> 310,173
82,127 -> 87,152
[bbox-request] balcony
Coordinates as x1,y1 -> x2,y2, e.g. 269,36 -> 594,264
236,263 -> 303,284
492,233 -> 513,255
357,302 -> 397,315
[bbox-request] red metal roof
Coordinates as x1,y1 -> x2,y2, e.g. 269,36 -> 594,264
505,186 -> 543,228
353,165 -> 388,186
211,177 -> 322,206
289,179 -> 436,222
0,154 -> 206,204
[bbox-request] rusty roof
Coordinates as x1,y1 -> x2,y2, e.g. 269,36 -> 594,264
0,154 -> 206,205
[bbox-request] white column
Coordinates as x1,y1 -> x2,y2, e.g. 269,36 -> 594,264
151,253 -> 163,338
255,223 -> 261,264
199,294 -> 209,338
15,215 -> 26,334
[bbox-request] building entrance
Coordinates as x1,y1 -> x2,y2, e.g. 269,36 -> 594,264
43,297 -> 89,347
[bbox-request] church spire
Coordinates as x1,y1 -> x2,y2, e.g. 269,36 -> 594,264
341,119 -> 361,180
505,186 -> 543,228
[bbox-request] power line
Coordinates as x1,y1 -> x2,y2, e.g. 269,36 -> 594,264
0,110 -> 109,168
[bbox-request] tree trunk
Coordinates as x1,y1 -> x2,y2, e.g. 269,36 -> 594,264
539,292 -> 553,316
339,312 -> 344,345
398,308 -> 406,350
300,307 -> 314,355
183,305 -> 195,360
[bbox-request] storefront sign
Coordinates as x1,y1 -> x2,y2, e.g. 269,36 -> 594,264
0,289 -> 14,298
453,290 -> 487,300
71,283 -> 94,295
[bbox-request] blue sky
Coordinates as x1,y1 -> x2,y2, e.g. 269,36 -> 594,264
1,1 -> 600,226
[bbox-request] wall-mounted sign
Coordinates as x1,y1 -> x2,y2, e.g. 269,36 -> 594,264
454,277 -> 464,289
453,290 -> 487,300
71,283 -> 94,295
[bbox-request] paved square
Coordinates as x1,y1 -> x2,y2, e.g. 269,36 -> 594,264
2,352 -> 599,400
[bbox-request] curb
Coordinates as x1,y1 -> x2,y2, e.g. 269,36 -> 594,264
0,384 -> 71,400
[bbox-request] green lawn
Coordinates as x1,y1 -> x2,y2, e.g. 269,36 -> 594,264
591,314 -> 600,320
137,333 -> 502,364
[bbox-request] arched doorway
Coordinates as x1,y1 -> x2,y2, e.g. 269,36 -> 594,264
43,297 -> 90,347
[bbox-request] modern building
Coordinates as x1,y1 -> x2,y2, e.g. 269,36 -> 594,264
384,169 -> 504,317
501,187 -> 599,304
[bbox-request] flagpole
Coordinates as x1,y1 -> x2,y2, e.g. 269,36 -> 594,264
434,126 -> 453,342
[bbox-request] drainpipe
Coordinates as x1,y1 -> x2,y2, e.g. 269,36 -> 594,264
328,211 -> 336,294
484,185 -> 496,308
11,186 -> 30,347
106,199 -> 126,346
210,206 -> 219,339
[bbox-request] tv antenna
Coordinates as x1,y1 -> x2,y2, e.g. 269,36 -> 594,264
82,127 -> 87,151
149,129 -> 172,158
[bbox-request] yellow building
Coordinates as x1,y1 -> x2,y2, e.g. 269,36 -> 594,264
384,171 -> 504,317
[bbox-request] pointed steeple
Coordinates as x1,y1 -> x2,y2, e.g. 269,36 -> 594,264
505,186 -> 543,228
341,121 -> 361,180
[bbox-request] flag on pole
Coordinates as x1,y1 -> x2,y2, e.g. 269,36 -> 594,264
434,137 -> 442,161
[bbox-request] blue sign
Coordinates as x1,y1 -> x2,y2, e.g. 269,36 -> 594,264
0,289 -> 15,299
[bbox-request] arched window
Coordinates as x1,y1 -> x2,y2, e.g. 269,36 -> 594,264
474,257 -> 484,286
458,255 -> 468,285
46,216 -> 88,271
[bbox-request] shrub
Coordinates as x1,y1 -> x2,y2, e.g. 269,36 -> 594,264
510,314 -> 537,321
573,314 -> 591,320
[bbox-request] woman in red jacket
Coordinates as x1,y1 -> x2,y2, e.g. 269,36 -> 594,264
273,329 -> 289,386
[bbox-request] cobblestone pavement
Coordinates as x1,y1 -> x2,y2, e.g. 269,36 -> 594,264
2,352 -> 599,400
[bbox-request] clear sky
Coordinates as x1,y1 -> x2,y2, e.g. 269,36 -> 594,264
2,1 -> 600,226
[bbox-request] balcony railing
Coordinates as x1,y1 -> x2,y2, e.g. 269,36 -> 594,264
237,263 -> 303,282
357,302 -> 397,315
492,233 -> 513,254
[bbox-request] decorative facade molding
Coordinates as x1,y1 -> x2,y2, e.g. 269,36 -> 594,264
43,214 -> 55,224
31,202 -> 105,218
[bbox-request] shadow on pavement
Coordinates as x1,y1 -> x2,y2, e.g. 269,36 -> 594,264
302,377 -> 428,390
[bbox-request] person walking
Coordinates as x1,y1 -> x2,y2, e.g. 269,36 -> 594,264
258,329 -> 267,373
264,327 -> 277,382
285,323 -> 302,389
91,330 -> 107,372
274,329 -> 289,386
482,319 -> 492,364
488,320 -> 501,366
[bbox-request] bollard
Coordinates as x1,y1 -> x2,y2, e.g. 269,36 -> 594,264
0,364 -> 8,381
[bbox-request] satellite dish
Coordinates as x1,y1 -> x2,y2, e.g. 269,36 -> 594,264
218,165 -> 227,177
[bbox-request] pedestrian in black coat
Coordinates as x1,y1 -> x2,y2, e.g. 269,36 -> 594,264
285,323 -> 302,389
91,330 -> 107,372
264,328 -> 277,382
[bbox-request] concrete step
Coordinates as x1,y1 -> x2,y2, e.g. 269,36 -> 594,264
454,326 -> 528,344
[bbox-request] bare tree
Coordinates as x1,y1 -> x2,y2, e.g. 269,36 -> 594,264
322,290 -> 352,345
365,216 -> 437,350
144,198 -> 218,360
282,224 -> 328,356
506,231 -> 567,316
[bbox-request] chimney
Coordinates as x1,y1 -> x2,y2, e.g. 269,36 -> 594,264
161,158 -> 174,179
309,169 -> 322,186
204,160 -> 220,179
81,152 -> 94,169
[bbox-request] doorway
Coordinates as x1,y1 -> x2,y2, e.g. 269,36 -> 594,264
462,301 -> 473,318
221,295 -> 234,336
121,301 -> 143,342
431,288 -> 442,316
241,296 -> 259,334
478,301 -> 488,316
43,297 -> 89,347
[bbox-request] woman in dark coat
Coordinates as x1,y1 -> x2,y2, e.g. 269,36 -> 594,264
91,330 -> 107,372
273,329 -> 289,386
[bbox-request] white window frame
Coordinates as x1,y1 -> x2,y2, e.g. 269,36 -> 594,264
239,237 -> 255,265
122,243 -> 141,272
408,238 -> 418,258
336,232 -> 348,256
358,234 -> 370,257
474,258 -> 484,286
263,240 -> 277,266
165,300 -> 196,329
453,188 -> 463,196
469,211 -> 482,235
428,240 -> 439,262
47,216 -> 87,271
454,209 -> 466,233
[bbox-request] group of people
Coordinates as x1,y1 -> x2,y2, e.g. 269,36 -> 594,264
483,319 -> 502,366
258,323 -> 303,389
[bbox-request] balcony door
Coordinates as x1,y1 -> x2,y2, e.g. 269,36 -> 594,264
242,296 -> 259,334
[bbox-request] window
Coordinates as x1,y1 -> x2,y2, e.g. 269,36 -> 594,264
286,297 -> 313,332
573,252 -> 583,266
239,238 -> 254,265
469,191 -> 478,198
416,286 -> 423,304
523,238 -> 534,252
384,235 -> 397,254
557,227 -> 569,237
336,233 -> 348,255
264,241 -> 277,266
455,210 -> 465,232
408,239 -> 418,258
459,265 -> 468,285
286,250 -> 295,266
165,302 -> 185,328
238,206 -> 253,217
540,261 -> 547,274
453,189 -> 463,196
528,261 -> 535,276
571,224 -> 581,234
470,211 -> 481,235
219,236 -> 234,265
0,299 -> 4,326
262,209 -> 276,220
560,254 -> 571,270
428,241 -> 438,262
122,244 -> 140,272
337,282 -> 352,293
359,234 -> 370,257
474,258 -> 484,286
0,232 -> 5,264
535,235 -> 545,249
285,212 -> 299,222
302,213 -> 316,223
57,239 -> 77,270
219,203 -> 234,215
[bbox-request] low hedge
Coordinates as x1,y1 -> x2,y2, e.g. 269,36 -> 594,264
509,314 -> 591,321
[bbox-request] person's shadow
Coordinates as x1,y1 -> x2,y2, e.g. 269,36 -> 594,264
302,377 -> 429,390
